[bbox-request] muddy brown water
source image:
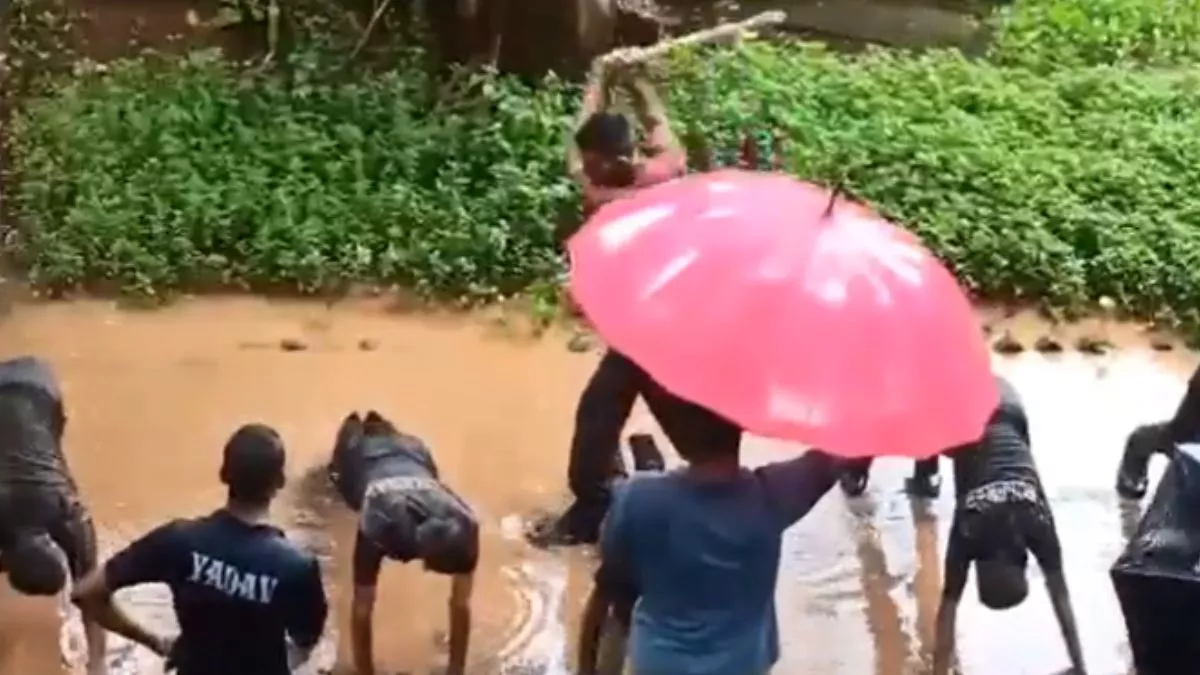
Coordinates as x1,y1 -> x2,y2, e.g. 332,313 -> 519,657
0,298 -> 1191,675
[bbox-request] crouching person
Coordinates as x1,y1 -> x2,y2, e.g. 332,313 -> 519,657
0,356 -> 108,675
933,376 -> 1086,675
327,411 -> 479,675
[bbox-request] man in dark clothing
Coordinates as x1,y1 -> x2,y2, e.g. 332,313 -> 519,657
527,350 -> 668,547
1114,362 -> 1200,499
535,54 -> 684,548
326,410 -> 479,675
72,424 -> 328,675
933,376 -> 1087,675
0,356 -> 107,674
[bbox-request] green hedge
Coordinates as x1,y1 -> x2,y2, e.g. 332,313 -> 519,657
10,37 -> 1200,326
988,0 -> 1200,69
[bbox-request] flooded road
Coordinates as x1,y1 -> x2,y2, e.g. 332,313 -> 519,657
0,298 -> 1190,675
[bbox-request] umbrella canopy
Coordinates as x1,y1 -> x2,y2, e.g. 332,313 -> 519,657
567,169 -> 996,459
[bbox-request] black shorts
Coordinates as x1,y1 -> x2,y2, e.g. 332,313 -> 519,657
0,487 -> 95,578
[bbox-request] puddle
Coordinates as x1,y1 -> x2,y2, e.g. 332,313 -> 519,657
0,298 -> 1188,674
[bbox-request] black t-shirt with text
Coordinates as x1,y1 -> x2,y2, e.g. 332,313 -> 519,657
332,432 -> 479,586
105,510 -> 327,675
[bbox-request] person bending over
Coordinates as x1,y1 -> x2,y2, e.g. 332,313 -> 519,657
933,376 -> 1086,675
327,410 -> 479,675
0,356 -> 108,675
73,424 -> 328,675
579,355 -> 844,675
1115,362 -> 1200,499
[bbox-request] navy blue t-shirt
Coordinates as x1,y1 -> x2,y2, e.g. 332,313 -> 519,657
105,510 -> 327,675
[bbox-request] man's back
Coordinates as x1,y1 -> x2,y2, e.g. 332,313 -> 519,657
607,471 -> 784,675
0,356 -> 71,492
950,375 -> 1038,499
106,510 -> 326,675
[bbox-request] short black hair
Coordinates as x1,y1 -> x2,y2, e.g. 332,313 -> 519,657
575,111 -> 634,158
220,423 -> 286,506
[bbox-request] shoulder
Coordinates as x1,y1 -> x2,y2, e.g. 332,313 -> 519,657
140,518 -> 191,546
611,472 -> 679,517
263,530 -> 322,580
637,152 -> 686,187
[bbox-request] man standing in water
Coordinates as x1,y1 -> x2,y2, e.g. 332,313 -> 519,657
72,424 -> 328,675
933,376 -> 1087,675
531,51 -> 685,548
0,356 -> 107,675
327,410 -> 479,675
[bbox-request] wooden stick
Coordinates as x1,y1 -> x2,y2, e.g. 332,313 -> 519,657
597,10 -> 786,66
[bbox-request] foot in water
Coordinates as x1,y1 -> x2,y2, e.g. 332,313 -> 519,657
905,472 -> 942,499
525,505 -> 592,548
839,471 -> 869,497
526,436 -> 665,548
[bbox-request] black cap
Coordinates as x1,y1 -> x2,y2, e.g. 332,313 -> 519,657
219,423 -> 286,502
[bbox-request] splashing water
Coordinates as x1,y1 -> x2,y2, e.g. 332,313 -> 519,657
494,515 -> 572,675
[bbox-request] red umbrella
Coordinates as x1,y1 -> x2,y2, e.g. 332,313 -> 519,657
567,169 -> 997,459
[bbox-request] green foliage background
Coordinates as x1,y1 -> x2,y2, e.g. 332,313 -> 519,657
7,0 -> 1200,326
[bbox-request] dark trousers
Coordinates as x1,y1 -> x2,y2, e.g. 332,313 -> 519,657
1113,445 -> 1200,675
563,350 -> 645,543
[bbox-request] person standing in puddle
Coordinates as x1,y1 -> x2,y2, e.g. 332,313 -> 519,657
72,424 -> 328,675
326,410 -> 479,675
933,375 -> 1087,675
526,49 -> 685,549
578,353 -> 844,675
0,356 -> 108,675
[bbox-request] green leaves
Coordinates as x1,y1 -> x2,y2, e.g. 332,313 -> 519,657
10,54 -> 576,300
666,42 -> 1200,322
9,25 -> 1200,331
989,0 -> 1200,69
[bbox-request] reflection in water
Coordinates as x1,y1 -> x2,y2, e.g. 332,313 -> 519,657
846,499 -> 907,675
0,299 -> 1193,675
908,499 -> 942,673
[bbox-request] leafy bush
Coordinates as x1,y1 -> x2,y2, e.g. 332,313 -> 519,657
667,43 -> 1200,323
988,0 -> 1200,70
10,39 -> 1200,328
11,50 -> 578,298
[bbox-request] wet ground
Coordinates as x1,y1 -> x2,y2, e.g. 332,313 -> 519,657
0,297 -> 1189,675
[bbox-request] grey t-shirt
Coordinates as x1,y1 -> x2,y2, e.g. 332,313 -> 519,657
0,355 -> 70,492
